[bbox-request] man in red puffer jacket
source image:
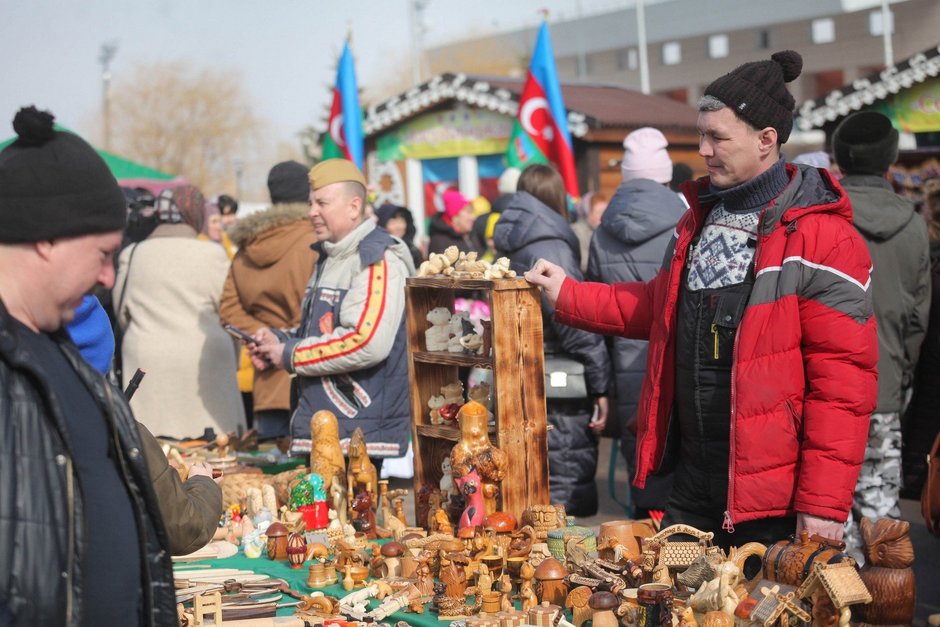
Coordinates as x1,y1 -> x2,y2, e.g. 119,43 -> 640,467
526,50 -> 877,548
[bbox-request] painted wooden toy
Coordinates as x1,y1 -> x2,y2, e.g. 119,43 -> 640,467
309,409 -> 346,495
456,467 -> 486,532
451,400 -> 507,516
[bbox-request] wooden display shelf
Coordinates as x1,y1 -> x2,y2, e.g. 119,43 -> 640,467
405,275 -> 549,525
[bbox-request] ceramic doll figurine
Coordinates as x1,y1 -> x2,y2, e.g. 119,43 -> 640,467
450,400 -> 507,515
309,410 -> 346,495
447,311 -> 473,353
440,457 -> 455,504
456,467 -> 486,532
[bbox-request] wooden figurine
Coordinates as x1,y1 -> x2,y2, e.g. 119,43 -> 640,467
854,517 -> 916,625
498,574 -> 514,612
534,557 -> 568,607
393,496 -> 408,526
287,532 -> 307,569
451,400 -> 507,515
377,479 -> 389,525
351,488 -> 377,539
310,410 -> 346,495
796,561 -> 872,627
588,591 -> 619,627
441,552 -> 470,597
519,560 -> 538,612
508,524 -> 536,558
457,467 -> 486,532
346,427 -> 377,510
763,528 -> 849,586
477,563 -> 494,596
689,561 -> 741,616
342,564 -> 355,592
379,541 -> 405,578
521,504 -> 566,541
265,521 -> 289,560
433,506 -> 454,535
565,586 -> 593,627
414,552 -> 435,596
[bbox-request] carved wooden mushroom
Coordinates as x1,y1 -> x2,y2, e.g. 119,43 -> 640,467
265,521 -> 290,561
589,591 -> 619,627
484,511 -> 517,554
380,541 -> 405,578
534,557 -> 568,607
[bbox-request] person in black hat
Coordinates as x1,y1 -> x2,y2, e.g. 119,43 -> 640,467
527,51 -> 878,548
0,106 -> 212,625
219,160 -> 319,437
833,110 -> 930,558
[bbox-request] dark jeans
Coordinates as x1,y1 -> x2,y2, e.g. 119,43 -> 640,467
254,409 -> 290,439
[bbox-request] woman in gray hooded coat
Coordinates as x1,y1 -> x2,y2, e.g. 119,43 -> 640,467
587,127 -> 687,516
494,164 -> 611,516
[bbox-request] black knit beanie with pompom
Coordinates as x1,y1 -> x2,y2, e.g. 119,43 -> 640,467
0,105 -> 126,243
704,50 -> 803,143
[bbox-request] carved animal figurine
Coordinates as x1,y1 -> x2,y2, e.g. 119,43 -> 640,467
677,605 -> 699,627
351,489 -> 377,539
518,560 -> 538,612
425,307 -> 452,351
450,400 -> 508,515
651,562 -> 672,587
689,561 -> 741,616
414,553 -> 435,596
432,507 -> 453,536
309,410 -> 346,495
677,552 -> 725,589
854,517 -> 916,625
346,428 -> 377,513
440,554 -> 469,597
509,524 -> 536,558
456,467 -> 486,532
329,471 -> 348,527
498,574 -> 514,612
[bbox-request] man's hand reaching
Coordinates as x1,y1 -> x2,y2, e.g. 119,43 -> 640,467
523,258 -> 568,307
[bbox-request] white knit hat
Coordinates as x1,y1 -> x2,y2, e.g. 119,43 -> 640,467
621,127 -> 673,184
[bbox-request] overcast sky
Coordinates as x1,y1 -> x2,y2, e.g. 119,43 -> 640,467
0,0 -> 640,148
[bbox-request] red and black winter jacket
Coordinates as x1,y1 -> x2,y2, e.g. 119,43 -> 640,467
554,164 -> 878,525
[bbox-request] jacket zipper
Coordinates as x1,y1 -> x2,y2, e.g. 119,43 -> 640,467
723,322 -> 741,534
65,457 -> 75,624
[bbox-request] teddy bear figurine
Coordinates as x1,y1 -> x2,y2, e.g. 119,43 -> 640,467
425,307 -> 451,351
417,246 -> 460,277
483,257 -> 517,280
427,394 -> 446,425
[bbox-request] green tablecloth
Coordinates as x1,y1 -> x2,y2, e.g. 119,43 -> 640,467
184,554 -> 442,624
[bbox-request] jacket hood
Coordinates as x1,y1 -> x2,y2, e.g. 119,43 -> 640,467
600,179 -> 686,246
681,164 -> 850,236
840,174 -> 917,241
494,191 -> 580,256
231,203 -> 314,267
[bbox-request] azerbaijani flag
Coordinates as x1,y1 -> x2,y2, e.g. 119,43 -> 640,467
506,21 -> 579,198
322,41 -> 364,169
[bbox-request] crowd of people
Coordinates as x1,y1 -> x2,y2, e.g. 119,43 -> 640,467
2,46 -> 939,624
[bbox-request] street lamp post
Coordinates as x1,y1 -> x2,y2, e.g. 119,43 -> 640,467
99,42 -> 117,151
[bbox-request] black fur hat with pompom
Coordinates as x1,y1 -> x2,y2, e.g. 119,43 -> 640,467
704,50 -> 803,143
0,105 -> 125,243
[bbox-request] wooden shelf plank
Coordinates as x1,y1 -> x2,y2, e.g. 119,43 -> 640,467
412,351 -> 492,368
415,423 -> 461,441
406,276 -> 531,291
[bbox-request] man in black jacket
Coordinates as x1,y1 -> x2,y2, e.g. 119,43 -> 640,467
0,106 -> 178,626
832,110 -> 931,558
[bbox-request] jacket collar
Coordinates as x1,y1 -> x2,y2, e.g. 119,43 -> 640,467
317,218 -> 375,260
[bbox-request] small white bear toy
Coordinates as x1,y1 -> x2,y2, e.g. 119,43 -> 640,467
425,307 -> 451,351
427,394 -> 446,425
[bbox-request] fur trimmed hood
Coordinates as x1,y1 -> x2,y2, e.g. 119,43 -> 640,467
228,203 -> 309,249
